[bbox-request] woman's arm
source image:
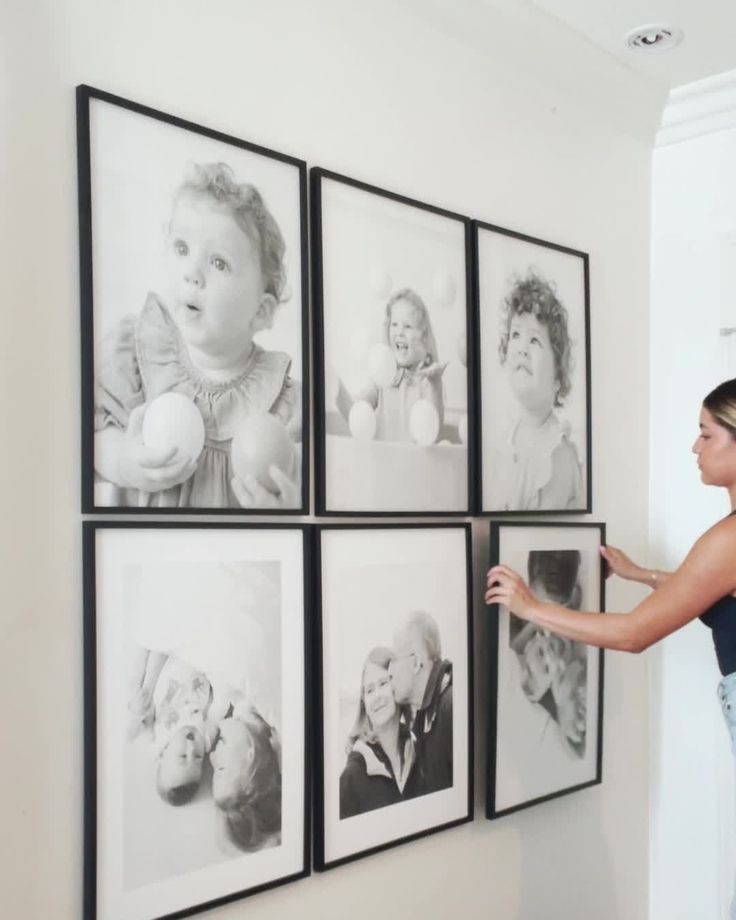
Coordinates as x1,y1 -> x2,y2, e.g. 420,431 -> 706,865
600,545 -> 671,590
486,517 -> 736,653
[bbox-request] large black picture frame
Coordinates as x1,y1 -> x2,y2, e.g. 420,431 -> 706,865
78,85 -> 310,514
313,523 -> 474,870
83,521 -> 311,920
311,168 -> 477,516
486,520 -> 605,819
473,220 -> 592,515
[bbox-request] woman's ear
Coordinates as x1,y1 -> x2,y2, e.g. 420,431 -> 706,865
252,293 -> 277,333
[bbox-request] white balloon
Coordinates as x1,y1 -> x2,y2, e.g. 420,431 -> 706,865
350,326 -> 374,360
433,271 -> 457,309
458,414 -> 468,445
369,266 -> 392,299
409,399 -> 440,446
348,401 -> 377,442
142,392 -> 205,461
367,343 -> 397,387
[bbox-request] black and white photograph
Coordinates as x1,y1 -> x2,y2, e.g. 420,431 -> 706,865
487,522 -> 605,818
312,169 -> 474,515
78,86 -> 308,513
314,525 -> 473,869
474,222 -> 591,514
83,523 -> 309,920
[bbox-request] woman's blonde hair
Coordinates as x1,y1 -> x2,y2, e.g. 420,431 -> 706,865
703,379 -> 736,437
346,646 -> 404,752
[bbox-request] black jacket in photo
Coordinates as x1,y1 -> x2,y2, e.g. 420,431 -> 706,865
339,728 -> 422,819
413,658 -> 453,793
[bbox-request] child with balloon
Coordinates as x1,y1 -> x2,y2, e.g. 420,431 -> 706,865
336,287 -> 447,444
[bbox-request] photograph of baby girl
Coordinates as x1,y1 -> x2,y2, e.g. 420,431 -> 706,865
312,169 -> 472,514
488,523 -> 604,819
475,222 -> 590,514
315,525 -> 472,869
86,524 -> 308,920
79,87 -> 307,512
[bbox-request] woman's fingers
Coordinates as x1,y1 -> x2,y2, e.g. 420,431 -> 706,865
486,564 -> 518,585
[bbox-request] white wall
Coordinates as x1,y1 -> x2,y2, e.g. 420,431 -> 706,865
1,1 -> 659,918
650,116 -> 736,920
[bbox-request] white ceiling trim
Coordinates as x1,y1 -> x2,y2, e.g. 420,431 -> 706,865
656,69 -> 736,147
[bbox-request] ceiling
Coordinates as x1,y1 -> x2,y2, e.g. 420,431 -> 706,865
529,0 -> 736,90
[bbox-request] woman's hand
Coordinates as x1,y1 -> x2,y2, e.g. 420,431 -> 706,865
485,564 -> 538,619
599,545 -> 646,582
117,405 -> 198,492
231,465 -> 301,509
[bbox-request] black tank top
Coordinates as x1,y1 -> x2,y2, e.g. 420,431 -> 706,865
699,509 -> 736,675
700,594 -> 736,676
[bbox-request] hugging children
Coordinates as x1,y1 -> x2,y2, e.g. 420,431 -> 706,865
126,563 -> 283,850
95,162 -> 301,509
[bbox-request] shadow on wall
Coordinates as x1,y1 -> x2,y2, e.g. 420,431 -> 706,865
513,796 -> 618,919
471,521 -> 619,920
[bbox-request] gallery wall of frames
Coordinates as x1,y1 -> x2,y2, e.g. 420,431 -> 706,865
78,84 -> 604,920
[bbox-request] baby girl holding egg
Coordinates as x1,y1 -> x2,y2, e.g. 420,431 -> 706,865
336,287 -> 446,443
94,162 -> 301,509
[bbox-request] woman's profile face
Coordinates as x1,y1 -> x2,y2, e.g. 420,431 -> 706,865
362,661 -> 397,730
692,407 -> 736,487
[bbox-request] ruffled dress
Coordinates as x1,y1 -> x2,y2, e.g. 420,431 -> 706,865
95,294 -> 298,508
358,367 -> 443,442
490,412 -> 582,511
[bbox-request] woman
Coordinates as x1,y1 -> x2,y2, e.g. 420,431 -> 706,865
486,378 -> 736,916
340,647 -> 423,819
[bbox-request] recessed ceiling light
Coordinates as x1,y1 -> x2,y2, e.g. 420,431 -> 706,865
625,24 -> 684,53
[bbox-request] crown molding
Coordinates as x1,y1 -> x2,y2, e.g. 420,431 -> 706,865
656,69 -> 736,147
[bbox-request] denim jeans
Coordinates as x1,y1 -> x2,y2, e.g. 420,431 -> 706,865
718,673 -> 736,920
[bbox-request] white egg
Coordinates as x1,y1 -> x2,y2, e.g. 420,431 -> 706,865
230,412 -> 296,494
409,400 -> 440,446
348,401 -> 377,441
142,392 -> 205,461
